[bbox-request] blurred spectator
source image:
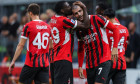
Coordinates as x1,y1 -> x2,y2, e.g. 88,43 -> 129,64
0,16 -> 10,37
46,9 -> 55,24
12,13 -> 18,21
8,13 -> 19,39
17,15 -> 28,40
40,13 -> 48,22
126,22 -> 140,68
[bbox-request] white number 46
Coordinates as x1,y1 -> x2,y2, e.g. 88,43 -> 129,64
33,32 -> 49,49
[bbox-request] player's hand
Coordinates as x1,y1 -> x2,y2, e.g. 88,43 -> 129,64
73,1 -> 86,9
111,48 -> 118,62
9,61 -> 15,74
78,67 -> 85,79
125,57 -> 131,62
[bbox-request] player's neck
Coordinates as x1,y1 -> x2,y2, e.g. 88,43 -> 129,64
31,15 -> 40,21
130,30 -> 135,35
57,13 -> 66,17
110,18 -> 118,24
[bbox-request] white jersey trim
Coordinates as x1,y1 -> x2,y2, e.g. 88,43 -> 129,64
73,20 -> 77,29
113,23 -> 120,25
103,20 -> 109,28
89,15 -> 91,20
21,36 -> 28,39
100,28 -> 108,44
27,38 -> 29,51
33,20 -> 42,21
55,14 -> 62,17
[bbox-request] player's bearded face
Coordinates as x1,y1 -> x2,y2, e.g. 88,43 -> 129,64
72,6 -> 83,21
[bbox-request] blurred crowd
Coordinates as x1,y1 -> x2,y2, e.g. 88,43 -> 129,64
0,9 -> 140,69
0,9 -> 55,65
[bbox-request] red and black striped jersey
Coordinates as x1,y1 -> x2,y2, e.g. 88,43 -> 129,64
107,23 -> 129,70
50,15 -> 76,63
77,15 -> 119,69
21,20 -> 51,67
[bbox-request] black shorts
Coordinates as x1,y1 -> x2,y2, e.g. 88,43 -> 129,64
86,60 -> 111,84
54,60 -> 73,84
50,63 -> 54,84
106,69 -> 126,84
19,65 -> 49,84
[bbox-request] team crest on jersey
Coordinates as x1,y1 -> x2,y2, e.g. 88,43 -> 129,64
71,19 -> 75,24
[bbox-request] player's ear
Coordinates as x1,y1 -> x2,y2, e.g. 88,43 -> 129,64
29,12 -> 33,16
61,9 -> 64,14
104,16 -> 109,20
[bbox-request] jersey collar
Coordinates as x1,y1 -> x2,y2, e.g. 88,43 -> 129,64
113,23 -> 120,25
55,14 -> 62,17
33,20 -> 42,21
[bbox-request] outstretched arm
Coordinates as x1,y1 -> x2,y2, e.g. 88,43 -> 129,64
77,40 -> 85,79
9,38 -> 26,73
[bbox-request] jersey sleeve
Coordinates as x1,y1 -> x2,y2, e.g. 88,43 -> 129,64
106,22 -> 119,48
115,17 -> 120,23
21,24 -> 29,39
96,15 -> 119,48
96,15 -> 109,28
63,18 -> 77,29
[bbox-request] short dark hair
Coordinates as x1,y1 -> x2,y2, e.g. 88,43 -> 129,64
27,3 -> 40,15
97,2 -> 108,11
55,1 -> 67,14
103,8 -> 115,18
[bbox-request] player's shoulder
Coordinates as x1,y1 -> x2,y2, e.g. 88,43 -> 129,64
54,15 -> 66,20
93,14 -> 104,18
91,14 -> 107,22
23,22 -> 31,28
119,24 -> 128,30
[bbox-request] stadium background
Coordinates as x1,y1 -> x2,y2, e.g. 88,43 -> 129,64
0,0 -> 140,84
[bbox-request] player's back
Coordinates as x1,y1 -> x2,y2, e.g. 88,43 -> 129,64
107,23 -> 129,56
21,20 -> 51,67
107,23 -> 129,70
50,15 -> 75,62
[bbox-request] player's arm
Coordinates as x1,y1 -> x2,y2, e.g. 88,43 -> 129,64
76,31 -> 85,79
78,40 -> 85,79
106,22 -> 119,61
9,24 -> 29,73
78,40 -> 85,68
49,38 -> 53,50
9,38 -> 26,73
97,15 -> 119,61
106,22 -> 119,48
49,29 -> 53,50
